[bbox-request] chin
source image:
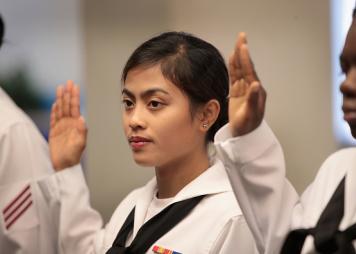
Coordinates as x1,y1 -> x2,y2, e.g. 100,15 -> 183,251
132,155 -> 156,167
351,128 -> 356,139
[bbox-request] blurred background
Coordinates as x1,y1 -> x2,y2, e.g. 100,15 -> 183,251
0,0 -> 354,222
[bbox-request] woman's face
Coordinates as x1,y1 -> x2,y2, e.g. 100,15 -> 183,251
340,18 -> 356,138
122,65 -> 204,168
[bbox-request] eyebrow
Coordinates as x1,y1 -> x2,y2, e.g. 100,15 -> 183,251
122,87 -> 170,99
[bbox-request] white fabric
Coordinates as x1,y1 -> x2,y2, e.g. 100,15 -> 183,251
298,148 -> 356,254
0,87 -> 57,253
215,120 -> 356,254
39,159 -> 259,254
144,192 -> 173,222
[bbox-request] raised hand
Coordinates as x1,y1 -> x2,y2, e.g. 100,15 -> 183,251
49,80 -> 87,171
228,32 -> 266,137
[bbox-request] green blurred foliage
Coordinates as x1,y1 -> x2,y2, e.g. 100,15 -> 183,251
0,67 -> 42,110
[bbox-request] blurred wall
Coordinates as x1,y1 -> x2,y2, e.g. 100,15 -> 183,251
0,0 -> 84,97
0,0 -> 84,135
83,0 -> 340,221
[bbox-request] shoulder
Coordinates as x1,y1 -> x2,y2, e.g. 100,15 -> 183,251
325,148 -> 356,162
0,101 -> 45,147
300,148 -> 356,223
316,148 -> 356,180
306,148 -> 356,193
203,190 -> 242,217
0,93 -> 34,133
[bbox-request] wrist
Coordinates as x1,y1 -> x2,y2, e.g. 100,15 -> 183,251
53,159 -> 80,172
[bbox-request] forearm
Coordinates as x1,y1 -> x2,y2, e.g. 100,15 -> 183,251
38,165 -> 103,254
215,121 -> 299,254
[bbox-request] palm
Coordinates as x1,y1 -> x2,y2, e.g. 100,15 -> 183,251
49,117 -> 86,170
229,93 -> 250,133
49,81 -> 87,171
228,33 -> 266,137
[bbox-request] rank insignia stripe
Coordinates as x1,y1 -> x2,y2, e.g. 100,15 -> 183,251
2,184 -> 33,230
152,245 -> 182,254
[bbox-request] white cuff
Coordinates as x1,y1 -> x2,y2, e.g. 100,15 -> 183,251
214,121 -> 278,164
37,164 -> 85,202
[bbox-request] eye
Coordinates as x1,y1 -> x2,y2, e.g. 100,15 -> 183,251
340,64 -> 348,75
147,100 -> 164,110
122,98 -> 134,110
340,59 -> 349,75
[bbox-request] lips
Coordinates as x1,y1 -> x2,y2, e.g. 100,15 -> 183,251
344,112 -> 356,125
128,136 -> 152,150
342,95 -> 356,125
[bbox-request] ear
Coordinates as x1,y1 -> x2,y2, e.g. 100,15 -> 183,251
197,99 -> 220,132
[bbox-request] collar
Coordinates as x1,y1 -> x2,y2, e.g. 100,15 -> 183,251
132,159 -> 231,237
145,158 -> 231,202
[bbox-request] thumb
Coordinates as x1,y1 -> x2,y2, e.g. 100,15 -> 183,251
247,81 -> 261,109
77,116 -> 88,134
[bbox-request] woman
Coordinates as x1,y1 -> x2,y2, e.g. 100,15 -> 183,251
41,31 -> 275,253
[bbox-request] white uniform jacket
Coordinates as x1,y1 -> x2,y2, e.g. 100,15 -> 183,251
37,158 -> 258,254
215,120 -> 356,253
0,87 -> 57,253
214,121 -> 298,254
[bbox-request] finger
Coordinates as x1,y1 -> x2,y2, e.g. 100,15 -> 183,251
229,33 -> 248,83
258,85 -> 267,119
66,80 -> 74,93
64,80 -> 75,116
229,79 -> 248,98
56,86 -> 64,120
50,103 -> 57,128
229,54 -> 243,84
63,89 -> 71,117
78,116 -> 88,149
240,44 -> 259,84
232,32 -> 247,62
71,85 -> 81,117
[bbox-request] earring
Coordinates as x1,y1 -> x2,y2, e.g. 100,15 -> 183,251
202,123 -> 209,129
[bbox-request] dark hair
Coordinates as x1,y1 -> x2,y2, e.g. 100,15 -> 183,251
0,14 -> 4,48
122,31 -> 229,142
353,7 -> 356,17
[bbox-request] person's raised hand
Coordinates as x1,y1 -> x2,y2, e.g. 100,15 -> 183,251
49,80 -> 87,171
228,32 -> 266,137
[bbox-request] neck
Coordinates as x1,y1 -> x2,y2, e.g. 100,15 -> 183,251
155,146 -> 210,199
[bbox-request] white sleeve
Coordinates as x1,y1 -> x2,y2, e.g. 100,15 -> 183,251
210,216 -> 258,254
214,121 -> 300,254
0,121 -> 58,253
38,165 -> 104,254
0,121 -> 53,185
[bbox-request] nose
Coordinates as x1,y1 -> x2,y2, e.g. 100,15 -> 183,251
128,106 -> 146,131
340,67 -> 356,97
